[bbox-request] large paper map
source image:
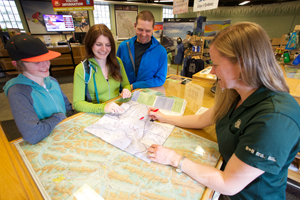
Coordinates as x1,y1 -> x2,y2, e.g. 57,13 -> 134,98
15,112 -> 220,200
115,10 -> 136,39
14,89 -> 220,200
85,101 -> 178,163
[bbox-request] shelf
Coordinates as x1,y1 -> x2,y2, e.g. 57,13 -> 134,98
288,169 -> 300,183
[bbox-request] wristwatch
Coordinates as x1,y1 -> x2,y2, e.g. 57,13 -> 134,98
176,156 -> 186,173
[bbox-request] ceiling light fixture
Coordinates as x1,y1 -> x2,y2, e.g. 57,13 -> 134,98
239,1 -> 250,5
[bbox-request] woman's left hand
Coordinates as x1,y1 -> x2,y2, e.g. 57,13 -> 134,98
147,144 -> 182,167
121,89 -> 131,99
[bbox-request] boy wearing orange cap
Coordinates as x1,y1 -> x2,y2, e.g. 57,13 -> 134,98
3,34 -> 73,144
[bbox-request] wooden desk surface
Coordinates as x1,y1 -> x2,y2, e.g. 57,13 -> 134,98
0,75 -> 217,200
193,65 -> 300,104
281,65 -> 300,104
192,66 -> 216,85
0,124 -> 43,200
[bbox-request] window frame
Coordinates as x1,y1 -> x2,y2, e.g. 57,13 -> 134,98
93,4 -> 111,30
0,0 -> 24,30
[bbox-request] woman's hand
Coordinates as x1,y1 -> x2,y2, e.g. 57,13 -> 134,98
120,89 -> 131,99
104,102 -> 124,114
147,144 -> 182,167
148,107 -> 166,123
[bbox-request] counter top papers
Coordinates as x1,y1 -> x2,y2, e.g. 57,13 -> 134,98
84,89 -> 187,163
130,89 -> 187,116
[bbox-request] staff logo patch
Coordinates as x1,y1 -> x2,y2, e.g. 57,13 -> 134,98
235,119 -> 241,129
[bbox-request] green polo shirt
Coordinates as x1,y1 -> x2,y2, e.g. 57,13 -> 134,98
216,87 -> 300,200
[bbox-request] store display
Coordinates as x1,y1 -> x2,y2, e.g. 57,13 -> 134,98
284,51 -> 290,63
181,57 -> 204,78
193,16 -> 204,36
292,54 -> 300,65
174,37 -> 184,64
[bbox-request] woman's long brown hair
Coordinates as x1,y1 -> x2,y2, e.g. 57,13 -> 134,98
84,24 -> 123,82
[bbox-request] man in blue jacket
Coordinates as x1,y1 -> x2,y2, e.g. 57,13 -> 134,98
117,10 -> 167,90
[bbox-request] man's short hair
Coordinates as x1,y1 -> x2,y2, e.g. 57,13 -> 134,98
136,10 -> 155,28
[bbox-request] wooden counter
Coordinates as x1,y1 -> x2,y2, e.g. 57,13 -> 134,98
0,123 -> 43,199
0,76 -> 217,199
193,65 -> 300,104
192,66 -> 216,85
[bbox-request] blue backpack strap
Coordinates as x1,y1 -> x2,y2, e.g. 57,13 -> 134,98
82,59 -> 100,103
116,57 -> 123,93
82,59 -> 91,84
83,58 -> 122,103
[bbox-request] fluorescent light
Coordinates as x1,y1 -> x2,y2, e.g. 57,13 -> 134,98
239,1 -> 250,5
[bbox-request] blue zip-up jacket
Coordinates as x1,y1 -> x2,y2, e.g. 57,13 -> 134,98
117,36 -> 167,89
3,74 -> 73,144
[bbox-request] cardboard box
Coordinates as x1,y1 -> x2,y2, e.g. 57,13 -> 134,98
195,36 -> 202,41
280,34 -> 289,45
186,35 -> 191,40
271,38 -> 281,46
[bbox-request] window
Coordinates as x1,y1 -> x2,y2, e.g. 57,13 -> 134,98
0,0 -> 23,30
163,7 -> 174,19
93,4 -> 111,29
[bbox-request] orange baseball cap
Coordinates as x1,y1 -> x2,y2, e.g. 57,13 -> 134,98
5,34 -> 61,62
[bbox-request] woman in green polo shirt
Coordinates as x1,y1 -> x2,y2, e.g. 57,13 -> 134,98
146,22 -> 300,200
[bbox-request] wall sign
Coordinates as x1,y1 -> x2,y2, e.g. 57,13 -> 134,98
173,0 -> 189,14
52,0 -> 94,11
193,0 -> 219,12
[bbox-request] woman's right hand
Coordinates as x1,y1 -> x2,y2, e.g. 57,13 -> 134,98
148,107 -> 166,123
148,144 -> 182,167
104,102 -> 124,114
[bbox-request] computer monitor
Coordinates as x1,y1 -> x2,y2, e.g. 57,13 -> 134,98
43,14 -> 75,32
74,32 -> 86,44
0,32 -> 10,47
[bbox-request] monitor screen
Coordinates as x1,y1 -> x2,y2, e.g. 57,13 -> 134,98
43,14 -> 75,32
74,32 -> 86,44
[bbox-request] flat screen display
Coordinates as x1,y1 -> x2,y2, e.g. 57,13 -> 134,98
43,14 -> 75,32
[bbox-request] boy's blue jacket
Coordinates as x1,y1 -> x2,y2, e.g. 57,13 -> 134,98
3,74 -> 72,144
117,35 -> 167,89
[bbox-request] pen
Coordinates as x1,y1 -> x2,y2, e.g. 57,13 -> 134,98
139,109 -> 159,120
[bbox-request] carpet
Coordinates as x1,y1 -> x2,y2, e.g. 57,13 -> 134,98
0,82 -> 4,93
287,178 -> 300,200
2,110 -> 79,142
169,64 -> 183,72
1,119 -> 22,142
51,70 -> 74,84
